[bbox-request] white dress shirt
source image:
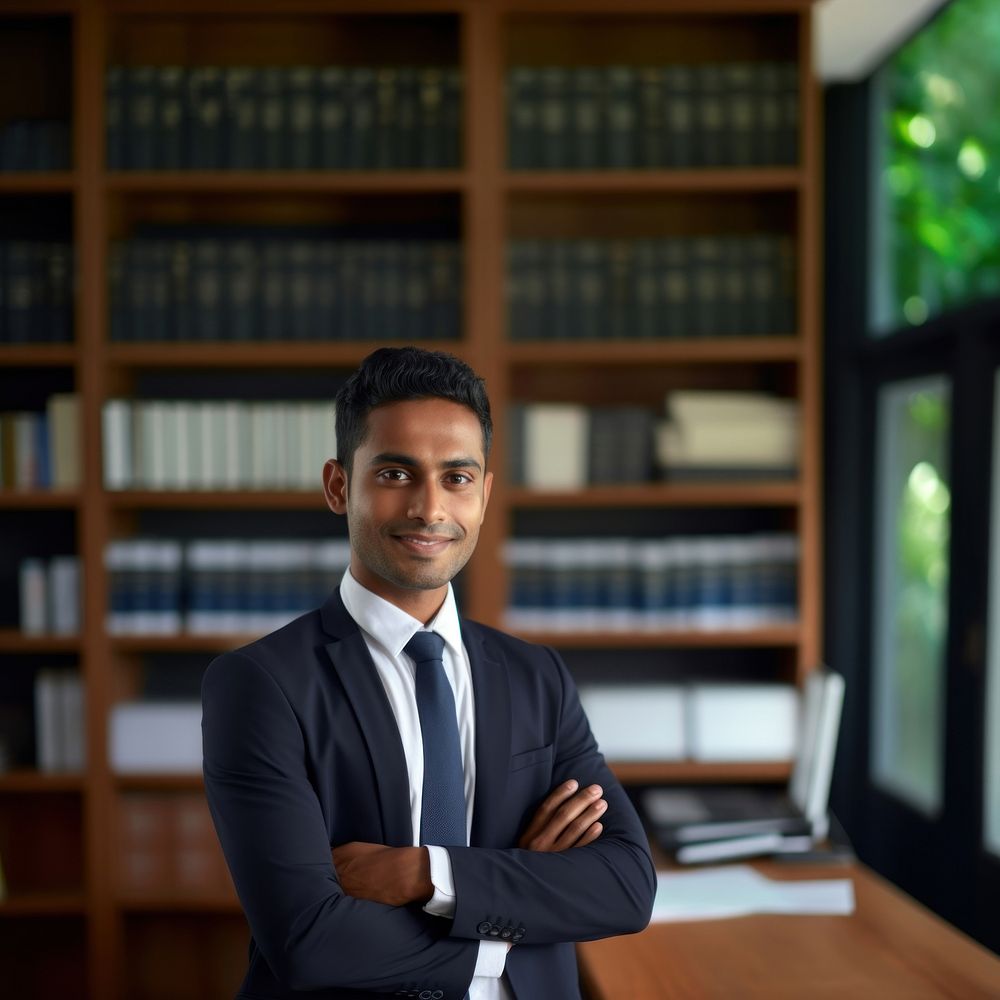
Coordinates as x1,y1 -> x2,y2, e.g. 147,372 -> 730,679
339,570 -> 512,999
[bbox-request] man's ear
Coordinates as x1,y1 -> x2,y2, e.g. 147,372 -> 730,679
481,470 -> 494,523
323,459 -> 349,515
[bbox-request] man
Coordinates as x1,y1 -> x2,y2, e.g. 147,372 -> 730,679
202,347 -> 655,1000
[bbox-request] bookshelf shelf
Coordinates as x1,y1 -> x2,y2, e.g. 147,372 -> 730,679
0,630 -> 80,653
105,490 -> 329,510
0,490 -> 80,509
105,170 -> 468,194
105,341 -> 468,369
0,893 -> 87,917
0,172 -> 76,193
0,770 -> 85,793
512,626 -> 801,648
506,338 -> 802,365
110,634 -> 264,653
118,895 -> 242,914
115,773 -> 204,790
504,167 -> 802,194
610,760 -> 793,785
0,346 -> 77,366
507,481 -> 802,508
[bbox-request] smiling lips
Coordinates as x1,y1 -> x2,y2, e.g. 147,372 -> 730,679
393,532 -> 459,554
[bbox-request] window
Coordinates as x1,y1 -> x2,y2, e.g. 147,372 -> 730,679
871,0 -> 1000,335
871,376 -> 951,813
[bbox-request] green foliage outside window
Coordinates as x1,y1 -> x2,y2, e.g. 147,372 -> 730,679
878,0 -> 1000,333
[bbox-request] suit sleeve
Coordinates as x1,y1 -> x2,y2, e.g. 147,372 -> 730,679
202,650 -> 478,996
446,646 -> 656,945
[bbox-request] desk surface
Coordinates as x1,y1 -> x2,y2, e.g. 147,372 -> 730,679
577,862 -> 1000,999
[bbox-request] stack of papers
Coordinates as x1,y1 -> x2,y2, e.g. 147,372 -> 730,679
651,864 -> 854,923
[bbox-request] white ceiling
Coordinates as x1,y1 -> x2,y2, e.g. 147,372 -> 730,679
814,0 -> 951,82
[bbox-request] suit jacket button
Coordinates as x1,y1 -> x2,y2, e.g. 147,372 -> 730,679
489,923 -> 500,936
432,993 -> 444,1000
500,926 -> 513,939
419,992 -> 433,999
477,921 -> 491,934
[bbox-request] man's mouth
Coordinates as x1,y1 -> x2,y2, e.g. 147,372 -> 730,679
393,533 -> 458,554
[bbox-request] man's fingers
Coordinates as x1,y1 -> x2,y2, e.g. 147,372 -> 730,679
518,779 -> 580,847
521,784 -> 605,851
551,799 -> 608,851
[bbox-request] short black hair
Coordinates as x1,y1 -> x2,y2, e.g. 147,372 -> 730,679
335,347 -> 493,475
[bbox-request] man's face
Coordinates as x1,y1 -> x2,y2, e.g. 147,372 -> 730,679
323,398 -> 493,616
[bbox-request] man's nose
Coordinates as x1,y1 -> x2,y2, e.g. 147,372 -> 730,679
406,479 -> 446,522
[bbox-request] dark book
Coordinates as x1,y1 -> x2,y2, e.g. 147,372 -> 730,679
287,66 -> 318,170
660,237 -> 691,339
338,241 -> 362,340
661,65 -> 695,168
261,240 -> 289,342
632,239 -> 659,340
396,68 -> 419,168
720,236 -> 747,337
572,67 -> 603,170
724,63 -> 756,167
506,403 -> 526,485
224,67 -> 258,169
607,240 -> 632,340
258,67 -> 287,170
691,236 -> 723,337
169,240 -> 193,340
126,240 -> 153,344
373,67 -> 399,169
313,240 -> 340,340
156,66 -> 186,169
745,234 -> 776,335
637,66 -> 664,168
108,242 -> 128,342
105,66 -> 126,170
617,406 -> 655,483
507,67 -> 540,169
539,67 -> 570,170
696,64 -> 726,167
288,240 -> 316,341
775,235 -> 797,334
757,62 -> 783,165
417,67 -> 446,169
317,66 -> 348,169
360,242 -> 385,340
548,240 -> 573,341
588,407 -> 620,484
192,240 -> 224,340
0,241 -> 5,341
443,68 -> 463,168
45,242 -> 72,344
347,68 -> 377,169
399,242 -> 428,342
147,240 -> 171,342
380,241 -> 404,340
127,66 -> 157,170
226,239 -> 258,341
575,240 -> 607,341
428,241 -> 460,341
606,66 -> 637,169
779,63 -> 799,165
506,241 -> 530,341
6,242 -> 33,343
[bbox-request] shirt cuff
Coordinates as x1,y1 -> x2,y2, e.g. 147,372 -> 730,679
474,940 -> 509,979
423,845 -> 456,918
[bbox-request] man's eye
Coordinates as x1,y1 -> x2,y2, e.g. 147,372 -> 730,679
447,473 -> 472,485
378,469 -> 409,482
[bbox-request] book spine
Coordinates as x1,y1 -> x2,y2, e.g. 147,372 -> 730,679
105,66 -> 126,169
572,68 -> 604,170
662,66 -> 694,168
127,67 -> 157,170
374,67 -> 399,169
507,68 -> 539,170
317,67 -> 348,169
225,67 -> 258,169
606,66 -> 637,169
287,66 -> 318,170
258,67 -> 287,170
539,67 -> 570,170
156,66 -> 186,169
637,67 -> 664,168
347,68 -> 376,170
396,67 -> 419,168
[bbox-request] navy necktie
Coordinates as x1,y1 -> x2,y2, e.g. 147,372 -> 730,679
405,630 -> 467,847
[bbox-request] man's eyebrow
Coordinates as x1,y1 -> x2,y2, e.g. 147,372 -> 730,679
369,452 -> 482,473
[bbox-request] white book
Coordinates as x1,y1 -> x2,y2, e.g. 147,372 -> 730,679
34,668 -> 63,771
48,556 -> 80,635
109,701 -> 203,773
147,401 -> 168,490
47,393 -> 80,489
19,558 -> 47,634
272,403 -> 289,488
250,402 -> 269,489
222,401 -> 242,489
666,390 -> 798,423
524,404 -> 588,489
174,402 -> 192,490
195,401 -> 213,489
60,670 -> 86,771
579,684 -> 686,761
135,403 -> 153,489
687,684 -> 799,762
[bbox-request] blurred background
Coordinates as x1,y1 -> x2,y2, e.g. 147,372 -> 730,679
0,0 -> 997,996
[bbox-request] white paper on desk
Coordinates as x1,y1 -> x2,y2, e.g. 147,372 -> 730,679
651,864 -> 855,923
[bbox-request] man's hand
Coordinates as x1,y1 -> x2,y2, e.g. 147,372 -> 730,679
518,779 -> 607,852
331,842 -> 433,907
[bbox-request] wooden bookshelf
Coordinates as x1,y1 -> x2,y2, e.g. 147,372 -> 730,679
0,2 -> 822,997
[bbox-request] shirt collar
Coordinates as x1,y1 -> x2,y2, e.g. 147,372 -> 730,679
339,567 -> 463,661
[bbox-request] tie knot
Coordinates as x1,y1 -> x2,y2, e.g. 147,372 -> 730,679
404,630 -> 446,665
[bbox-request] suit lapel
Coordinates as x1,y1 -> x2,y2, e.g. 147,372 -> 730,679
463,621 -> 512,847
320,591 -> 413,847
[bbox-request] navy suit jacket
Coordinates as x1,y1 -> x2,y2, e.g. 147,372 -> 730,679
202,590 -> 655,1000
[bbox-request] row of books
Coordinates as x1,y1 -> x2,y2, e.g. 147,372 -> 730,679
507,63 -> 798,170
0,119 -> 71,172
106,65 -> 462,171
18,556 -> 82,636
1,394 -> 80,490
105,538 -> 351,635
0,241 -> 74,344
109,235 -> 462,343
34,668 -> 85,772
117,790 -> 233,897
580,682 -> 798,762
102,399 -> 335,491
503,534 -> 798,632
507,236 -> 796,341
508,403 -> 655,488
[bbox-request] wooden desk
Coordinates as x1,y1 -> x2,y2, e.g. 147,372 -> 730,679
577,862 -> 1000,999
